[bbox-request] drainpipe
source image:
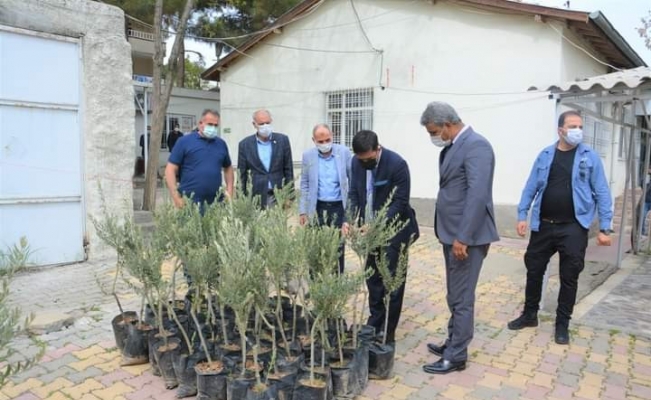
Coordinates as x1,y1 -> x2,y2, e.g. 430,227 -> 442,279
609,103 -> 619,189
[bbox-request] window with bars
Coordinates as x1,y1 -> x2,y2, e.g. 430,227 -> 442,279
618,106 -> 635,159
325,88 -> 374,148
580,102 -> 608,159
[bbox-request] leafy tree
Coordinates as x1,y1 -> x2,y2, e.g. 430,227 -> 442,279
638,10 -> 651,51
183,57 -> 210,89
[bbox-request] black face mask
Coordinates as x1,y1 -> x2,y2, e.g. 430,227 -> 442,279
359,158 -> 377,170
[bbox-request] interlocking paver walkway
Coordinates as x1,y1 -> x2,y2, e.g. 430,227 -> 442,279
3,229 -> 651,399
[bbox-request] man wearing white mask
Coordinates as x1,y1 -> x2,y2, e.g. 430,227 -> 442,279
509,110 -> 613,345
299,123 -> 351,272
238,109 -> 294,207
165,109 -> 234,209
421,102 -> 498,374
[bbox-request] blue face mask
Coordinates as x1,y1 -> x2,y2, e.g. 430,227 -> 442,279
203,125 -> 219,139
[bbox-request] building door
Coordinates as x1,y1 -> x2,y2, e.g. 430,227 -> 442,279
0,26 -> 85,266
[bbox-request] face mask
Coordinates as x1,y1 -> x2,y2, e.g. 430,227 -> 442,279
257,124 -> 273,138
564,128 -> 583,146
359,157 -> 377,170
203,125 -> 219,139
431,136 -> 451,147
316,142 -> 332,153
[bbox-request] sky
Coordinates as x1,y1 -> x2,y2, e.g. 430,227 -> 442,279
532,0 -> 650,65
170,0 -> 651,70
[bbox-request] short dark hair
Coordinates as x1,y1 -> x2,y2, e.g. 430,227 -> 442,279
558,110 -> 581,128
352,130 -> 379,154
201,109 -> 221,118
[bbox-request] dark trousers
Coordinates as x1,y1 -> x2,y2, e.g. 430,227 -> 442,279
316,200 -> 345,273
366,241 -> 409,342
523,220 -> 588,325
442,244 -> 488,362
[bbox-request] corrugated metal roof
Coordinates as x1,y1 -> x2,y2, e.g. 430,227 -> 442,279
532,67 -> 651,93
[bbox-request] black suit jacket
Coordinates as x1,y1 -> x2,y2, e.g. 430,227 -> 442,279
349,148 -> 419,246
238,132 -> 294,204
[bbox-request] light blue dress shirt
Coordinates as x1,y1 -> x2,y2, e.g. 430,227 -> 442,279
256,134 -> 273,189
317,152 -> 342,201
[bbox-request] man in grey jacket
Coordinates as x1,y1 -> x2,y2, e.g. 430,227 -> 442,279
299,123 -> 351,272
420,101 -> 499,374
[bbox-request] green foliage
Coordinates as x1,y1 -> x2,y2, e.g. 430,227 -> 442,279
638,10 -> 651,50
375,243 -> 410,345
0,240 -> 44,389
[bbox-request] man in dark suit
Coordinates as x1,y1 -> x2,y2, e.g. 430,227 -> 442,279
238,109 -> 294,207
344,130 -> 419,344
420,101 -> 499,374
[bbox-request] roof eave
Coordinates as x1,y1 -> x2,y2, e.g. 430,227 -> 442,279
588,11 -> 647,68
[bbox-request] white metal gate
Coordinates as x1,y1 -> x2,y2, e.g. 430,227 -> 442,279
0,26 -> 85,266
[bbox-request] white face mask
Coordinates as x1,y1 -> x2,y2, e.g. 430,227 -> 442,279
257,124 -> 273,138
316,142 -> 333,153
431,136 -> 451,147
564,128 -> 583,146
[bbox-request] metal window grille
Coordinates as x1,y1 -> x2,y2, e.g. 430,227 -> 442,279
162,114 -> 195,149
325,88 -> 374,147
581,102 -> 608,159
618,106 -> 635,159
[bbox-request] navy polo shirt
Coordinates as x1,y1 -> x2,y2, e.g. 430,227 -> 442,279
168,131 -> 232,204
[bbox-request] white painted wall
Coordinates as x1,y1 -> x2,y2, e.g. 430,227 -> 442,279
559,25 -> 629,198
218,0 -> 624,209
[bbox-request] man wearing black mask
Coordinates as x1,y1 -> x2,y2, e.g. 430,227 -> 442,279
344,130 -> 419,344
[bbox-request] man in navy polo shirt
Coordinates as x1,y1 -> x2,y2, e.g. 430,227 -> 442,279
165,109 -> 234,209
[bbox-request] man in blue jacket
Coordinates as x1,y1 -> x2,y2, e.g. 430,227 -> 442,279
508,110 -> 613,345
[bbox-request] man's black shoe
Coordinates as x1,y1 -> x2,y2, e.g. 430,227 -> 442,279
555,324 -> 569,345
507,312 -> 538,330
426,343 -> 447,356
422,358 -> 466,374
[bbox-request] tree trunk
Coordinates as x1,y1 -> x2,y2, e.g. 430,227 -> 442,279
143,0 -> 196,211
176,41 -> 185,87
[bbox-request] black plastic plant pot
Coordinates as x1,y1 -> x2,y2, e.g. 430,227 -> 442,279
350,325 -> 376,347
330,348 -> 363,399
351,345 -> 369,393
111,311 -> 138,351
245,382 -> 278,400
275,352 -> 304,374
267,370 -> 297,400
298,365 -> 333,400
172,352 -> 204,398
368,341 -> 395,380
226,375 -> 256,400
120,321 -> 153,366
278,339 -> 303,358
147,330 -> 161,376
195,360 -> 227,400
293,377 -> 328,400
154,337 -> 181,389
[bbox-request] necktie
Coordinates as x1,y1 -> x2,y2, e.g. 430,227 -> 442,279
440,143 -> 453,166
365,169 -> 375,221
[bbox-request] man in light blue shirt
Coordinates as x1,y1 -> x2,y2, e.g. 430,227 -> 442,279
299,124 -> 351,272
509,110 -> 613,345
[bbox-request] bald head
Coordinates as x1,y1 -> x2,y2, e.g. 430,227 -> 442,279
312,123 -> 334,154
252,109 -> 272,124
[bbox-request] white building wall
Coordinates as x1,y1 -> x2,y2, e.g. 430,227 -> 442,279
559,25 -> 628,198
218,0 -> 624,233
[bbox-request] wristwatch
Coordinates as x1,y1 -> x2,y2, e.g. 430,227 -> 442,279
599,229 -> 613,235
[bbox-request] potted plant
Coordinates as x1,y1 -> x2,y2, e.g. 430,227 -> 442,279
368,245 -> 410,380
215,215 -> 264,400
